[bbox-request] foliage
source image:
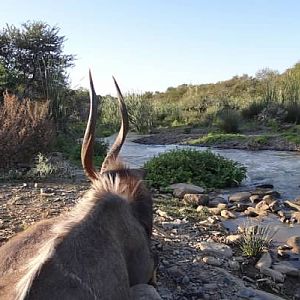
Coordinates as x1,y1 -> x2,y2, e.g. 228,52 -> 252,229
144,149 -> 247,188
188,133 -> 246,145
216,108 -> 241,133
241,100 -> 266,120
239,225 -> 275,257
101,93 -> 155,133
53,134 -> 108,166
0,21 -> 74,97
29,153 -> 57,178
0,92 -> 55,169
0,21 -> 75,131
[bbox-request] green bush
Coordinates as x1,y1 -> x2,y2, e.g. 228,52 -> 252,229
144,149 -> 247,188
241,100 -> 266,120
216,108 -> 241,133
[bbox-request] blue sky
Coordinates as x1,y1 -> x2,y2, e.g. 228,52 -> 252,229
0,0 -> 299,95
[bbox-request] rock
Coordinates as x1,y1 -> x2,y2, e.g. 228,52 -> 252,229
287,236 -> 300,254
285,200 -> 300,212
255,200 -> 270,212
156,209 -> 168,218
196,241 -> 232,258
228,192 -> 251,203
220,210 -> 236,219
130,284 -> 162,300
255,252 -> 272,269
208,207 -> 222,215
228,260 -> 240,271
202,256 -> 222,266
244,207 -> 259,217
169,183 -> 205,198
226,234 -> 242,244
249,194 -> 262,203
233,202 -> 250,212
208,197 -> 227,207
260,267 -> 285,282
272,261 -> 300,276
167,265 -> 185,278
216,203 -> 228,210
183,193 -> 209,207
291,211 -> 300,223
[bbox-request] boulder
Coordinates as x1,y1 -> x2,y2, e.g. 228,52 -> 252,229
249,194 -> 262,203
169,183 -> 205,198
130,284 -> 162,300
228,192 -> 251,203
196,241 -> 232,258
255,252 -> 272,269
208,196 -> 227,207
272,261 -> 300,277
183,193 -> 209,207
286,236 -> 300,254
291,211 -> 300,223
202,256 -> 222,266
220,210 -> 236,219
260,267 -> 285,282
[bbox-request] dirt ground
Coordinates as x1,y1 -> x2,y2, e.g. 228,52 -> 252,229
0,180 -> 299,299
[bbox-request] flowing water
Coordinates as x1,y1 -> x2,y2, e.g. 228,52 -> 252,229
105,133 -> 300,199
104,133 -> 300,241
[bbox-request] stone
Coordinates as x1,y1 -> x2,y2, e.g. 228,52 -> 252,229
255,200 -> 270,212
169,183 -> 205,198
196,241 -> 233,258
208,197 -> 227,207
228,260 -> 240,271
220,210 -> 236,219
183,193 -> 209,207
260,267 -> 285,282
249,194 -> 262,203
272,261 -> 300,276
202,256 -> 222,266
156,209 -> 168,218
291,211 -> 300,223
244,207 -> 259,217
286,236 -> 300,254
233,202 -> 250,212
228,192 -> 251,203
208,207 -> 222,215
256,184 -> 274,189
226,234 -> 242,244
130,284 -> 162,300
255,252 -> 272,269
216,203 -> 228,210
262,194 -> 276,204
285,200 -> 300,212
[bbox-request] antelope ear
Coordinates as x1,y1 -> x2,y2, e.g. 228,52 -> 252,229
130,168 -> 147,179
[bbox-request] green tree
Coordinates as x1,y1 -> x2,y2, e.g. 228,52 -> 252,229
0,21 -> 74,98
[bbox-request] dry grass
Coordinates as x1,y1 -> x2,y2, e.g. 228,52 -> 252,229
0,91 -> 55,169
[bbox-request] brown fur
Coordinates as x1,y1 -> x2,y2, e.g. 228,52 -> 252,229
0,170 -> 154,300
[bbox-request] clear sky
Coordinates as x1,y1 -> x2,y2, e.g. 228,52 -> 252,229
0,0 -> 299,95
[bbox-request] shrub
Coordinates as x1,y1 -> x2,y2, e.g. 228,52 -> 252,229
216,108 -> 241,133
239,225 -> 275,257
0,92 -> 55,169
241,100 -> 266,120
144,149 -> 247,188
29,153 -> 57,178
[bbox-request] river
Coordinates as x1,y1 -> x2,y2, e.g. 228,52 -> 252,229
104,133 -> 300,200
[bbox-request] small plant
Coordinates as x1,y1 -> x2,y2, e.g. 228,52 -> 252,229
239,224 -> 275,257
30,153 -> 57,178
144,149 -> 247,188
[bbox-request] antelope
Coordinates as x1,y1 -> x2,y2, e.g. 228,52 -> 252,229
0,72 -> 156,300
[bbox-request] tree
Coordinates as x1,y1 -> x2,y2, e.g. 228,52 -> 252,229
0,21 -> 74,99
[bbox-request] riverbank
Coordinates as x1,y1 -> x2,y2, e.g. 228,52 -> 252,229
134,127 -> 300,152
1,179 -> 300,299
